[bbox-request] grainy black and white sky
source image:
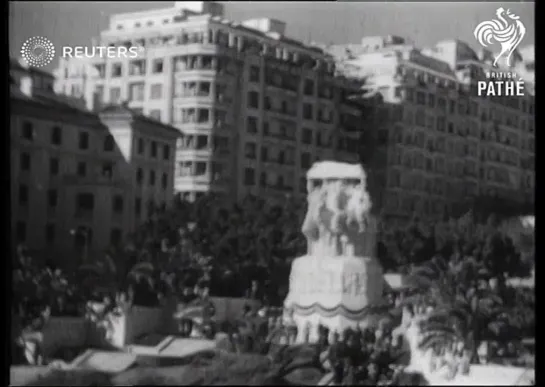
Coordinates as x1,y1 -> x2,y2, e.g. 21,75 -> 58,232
9,1 -> 535,71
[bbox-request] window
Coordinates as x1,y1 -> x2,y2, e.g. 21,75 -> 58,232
149,170 -> 156,186
20,152 -> 31,171
150,83 -> 163,99
46,189 -> 57,209
110,87 -> 121,103
301,152 -> 311,169
78,132 -> 89,150
196,135 -> 208,149
247,91 -> 259,109
111,63 -> 122,78
18,184 -> 29,206
261,146 -> 268,162
21,121 -> 34,140
406,88 -> 414,102
45,223 -> 55,245
152,59 -> 164,74
104,134 -> 115,151
163,144 -> 170,160
151,141 -> 158,158
249,66 -> 260,82
303,103 -> 313,120
135,197 -> 142,216
416,92 -> 426,105
211,162 -> 223,181
415,110 -> 425,127
94,85 -> 104,105
195,162 -> 206,175
75,193 -> 94,214
129,60 -> 146,76
137,138 -> 145,154
196,109 -> 209,123
198,82 -> 211,96
51,126 -> 62,145
129,82 -> 145,101
77,162 -> 87,177
149,110 -> 161,121
304,79 -> 314,96
302,128 -> 313,144
449,100 -> 456,114
49,158 -> 59,176
147,200 -> 155,217
245,142 -> 256,159
16,222 -> 26,242
161,173 -> 168,189
436,117 -> 446,131
247,116 -> 258,134
112,195 -> 124,213
438,98 -> 446,111
110,228 -> 122,246
244,168 -> 255,185
264,96 -> 271,110
101,163 -> 114,178
136,168 -> 143,185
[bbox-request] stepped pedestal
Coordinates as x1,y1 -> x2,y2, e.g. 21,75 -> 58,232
283,162 -> 389,343
284,254 -> 387,342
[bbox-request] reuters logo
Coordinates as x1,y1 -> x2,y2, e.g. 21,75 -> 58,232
20,36 -> 56,68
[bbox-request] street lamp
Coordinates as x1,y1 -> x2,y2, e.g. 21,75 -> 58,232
70,227 -> 90,264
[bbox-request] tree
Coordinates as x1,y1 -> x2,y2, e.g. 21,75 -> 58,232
403,256 -> 506,360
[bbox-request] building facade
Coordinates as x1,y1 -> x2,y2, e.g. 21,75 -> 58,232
54,1 -> 367,202
329,36 -> 535,218
11,59 -> 179,264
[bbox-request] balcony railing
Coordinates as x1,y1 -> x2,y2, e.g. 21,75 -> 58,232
74,209 -> 93,221
62,173 -> 126,187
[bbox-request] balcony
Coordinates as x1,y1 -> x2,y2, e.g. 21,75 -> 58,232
263,132 -> 296,143
264,107 -> 297,120
176,146 -> 212,159
261,157 -> 295,168
74,209 -> 94,221
62,173 -> 126,188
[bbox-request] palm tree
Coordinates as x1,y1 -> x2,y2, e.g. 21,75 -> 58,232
403,256 -> 505,360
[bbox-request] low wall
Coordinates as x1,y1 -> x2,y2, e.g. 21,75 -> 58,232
41,317 -> 88,357
36,297 -> 261,353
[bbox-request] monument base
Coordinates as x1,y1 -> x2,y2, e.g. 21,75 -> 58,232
284,254 -> 389,343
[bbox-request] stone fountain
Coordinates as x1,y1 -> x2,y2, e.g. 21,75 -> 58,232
284,161 -> 388,342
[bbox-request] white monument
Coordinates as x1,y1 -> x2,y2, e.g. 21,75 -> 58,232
284,161 -> 387,342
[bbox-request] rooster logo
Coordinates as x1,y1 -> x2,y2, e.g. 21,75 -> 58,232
474,7 -> 526,67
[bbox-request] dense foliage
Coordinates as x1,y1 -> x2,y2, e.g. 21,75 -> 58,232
111,194 -> 533,297
12,192 -> 533,384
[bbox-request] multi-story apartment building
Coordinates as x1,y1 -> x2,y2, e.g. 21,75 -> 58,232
329,36 -> 535,218
11,59 -> 180,264
54,1 -> 367,203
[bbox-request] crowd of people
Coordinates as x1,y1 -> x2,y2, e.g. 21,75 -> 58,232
219,304 -> 473,385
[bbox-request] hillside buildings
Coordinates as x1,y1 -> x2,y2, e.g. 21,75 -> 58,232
329,36 -> 535,218
53,1 -> 368,202
11,59 -> 179,264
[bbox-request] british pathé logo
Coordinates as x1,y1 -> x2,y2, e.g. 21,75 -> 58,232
474,7 -> 526,67
473,8 -> 527,97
